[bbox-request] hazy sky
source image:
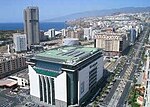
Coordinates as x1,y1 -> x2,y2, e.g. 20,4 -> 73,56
0,0 -> 150,23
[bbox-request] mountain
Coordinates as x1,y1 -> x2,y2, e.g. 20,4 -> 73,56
44,7 -> 150,22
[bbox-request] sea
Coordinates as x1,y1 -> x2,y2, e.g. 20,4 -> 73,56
0,22 -> 67,31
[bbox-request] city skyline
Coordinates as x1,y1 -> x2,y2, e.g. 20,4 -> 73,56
0,2 -> 150,106
0,0 -> 150,23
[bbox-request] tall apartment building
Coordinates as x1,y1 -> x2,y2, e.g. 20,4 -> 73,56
24,6 -> 40,49
28,46 -> 103,106
83,27 -> 92,40
130,28 -> 136,45
64,28 -> 84,40
0,54 -> 27,78
13,33 -> 27,52
95,32 -> 129,56
74,28 -> 84,40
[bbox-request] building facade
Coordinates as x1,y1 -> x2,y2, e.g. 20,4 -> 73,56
0,55 -> 27,78
28,46 -> 103,106
63,28 -> 84,40
24,6 -> 40,49
44,29 -> 55,39
95,32 -> 129,56
130,28 -> 136,45
83,27 -> 92,40
13,33 -> 27,52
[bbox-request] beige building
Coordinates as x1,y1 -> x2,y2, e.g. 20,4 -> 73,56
0,54 -> 27,78
64,28 -> 84,40
95,32 -> 129,56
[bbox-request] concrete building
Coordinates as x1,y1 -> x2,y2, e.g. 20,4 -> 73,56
61,29 -> 66,38
130,28 -> 136,45
40,30 -> 49,42
24,6 -> 40,49
0,54 -> 27,78
74,28 -> 84,40
13,33 -> 27,52
64,28 -> 84,40
95,32 -> 129,56
44,29 -> 55,39
28,46 -> 103,106
83,27 -> 92,40
62,38 -> 79,46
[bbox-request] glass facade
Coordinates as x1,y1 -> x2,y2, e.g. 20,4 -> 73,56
67,71 -> 78,105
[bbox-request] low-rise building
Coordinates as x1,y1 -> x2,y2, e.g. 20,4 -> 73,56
8,76 -> 28,87
0,54 -> 27,78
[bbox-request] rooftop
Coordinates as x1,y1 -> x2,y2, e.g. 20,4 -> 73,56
33,46 -> 101,65
95,32 -> 127,36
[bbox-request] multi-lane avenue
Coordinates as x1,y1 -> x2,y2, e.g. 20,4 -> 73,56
99,25 -> 150,107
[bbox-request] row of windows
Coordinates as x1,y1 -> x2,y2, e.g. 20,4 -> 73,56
39,76 -> 55,105
89,76 -> 97,86
89,68 -> 97,89
89,73 -> 97,81
89,67 -> 97,75
80,81 -> 84,95
90,62 -> 97,69
36,61 -> 61,71
89,79 -> 97,89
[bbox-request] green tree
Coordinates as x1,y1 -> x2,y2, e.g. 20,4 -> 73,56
92,101 -> 98,107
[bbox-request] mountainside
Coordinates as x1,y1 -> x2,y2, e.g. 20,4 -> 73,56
44,7 -> 150,22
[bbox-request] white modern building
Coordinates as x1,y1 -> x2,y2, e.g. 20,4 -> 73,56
13,33 -> 27,52
44,29 -> 55,39
28,46 -> 103,107
84,27 -> 92,40
8,76 -> 28,87
61,29 -> 66,38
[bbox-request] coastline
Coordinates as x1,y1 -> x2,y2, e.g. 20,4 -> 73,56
0,22 -> 67,31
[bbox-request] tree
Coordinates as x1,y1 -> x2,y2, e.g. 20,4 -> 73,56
92,101 -> 98,107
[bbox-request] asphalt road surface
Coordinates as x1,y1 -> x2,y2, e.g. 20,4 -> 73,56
98,26 -> 150,107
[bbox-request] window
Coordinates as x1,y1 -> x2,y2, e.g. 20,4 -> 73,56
80,81 -> 84,94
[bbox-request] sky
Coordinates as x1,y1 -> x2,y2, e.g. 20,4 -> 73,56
0,0 -> 150,23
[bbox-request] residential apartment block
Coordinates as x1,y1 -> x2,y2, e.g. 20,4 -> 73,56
95,32 -> 129,56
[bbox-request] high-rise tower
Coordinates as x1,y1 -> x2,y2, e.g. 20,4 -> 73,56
24,6 -> 40,49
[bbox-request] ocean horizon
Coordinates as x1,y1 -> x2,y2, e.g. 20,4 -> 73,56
0,22 -> 67,31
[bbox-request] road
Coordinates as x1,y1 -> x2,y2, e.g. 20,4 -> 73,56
116,27 -> 150,107
98,26 -> 150,107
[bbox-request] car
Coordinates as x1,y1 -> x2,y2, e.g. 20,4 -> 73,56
99,99 -> 104,102
110,82 -> 113,85
108,85 -> 112,88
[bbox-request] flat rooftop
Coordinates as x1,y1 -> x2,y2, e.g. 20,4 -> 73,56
33,46 -> 101,65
